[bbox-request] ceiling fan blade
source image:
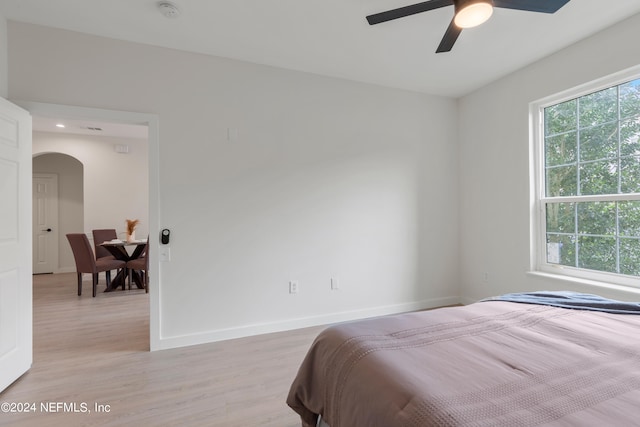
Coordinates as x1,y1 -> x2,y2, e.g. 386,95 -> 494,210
436,19 -> 462,53
493,0 -> 570,13
367,0 -> 453,25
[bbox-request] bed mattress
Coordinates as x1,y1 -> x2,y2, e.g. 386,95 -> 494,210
287,294 -> 640,426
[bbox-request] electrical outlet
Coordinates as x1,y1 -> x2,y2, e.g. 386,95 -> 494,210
289,280 -> 299,294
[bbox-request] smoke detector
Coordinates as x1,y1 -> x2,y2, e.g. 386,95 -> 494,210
158,2 -> 181,18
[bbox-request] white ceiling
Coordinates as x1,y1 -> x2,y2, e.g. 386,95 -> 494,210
2,0 -> 640,98
32,116 -> 148,139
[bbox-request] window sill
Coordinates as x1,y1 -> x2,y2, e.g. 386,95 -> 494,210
526,271 -> 640,298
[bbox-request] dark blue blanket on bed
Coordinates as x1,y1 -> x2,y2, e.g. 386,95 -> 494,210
481,291 -> 640,314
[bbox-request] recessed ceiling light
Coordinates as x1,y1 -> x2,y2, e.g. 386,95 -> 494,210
56,123 -> 65,128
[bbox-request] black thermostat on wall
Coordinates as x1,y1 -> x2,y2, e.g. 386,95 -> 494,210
161,229 -> 170,244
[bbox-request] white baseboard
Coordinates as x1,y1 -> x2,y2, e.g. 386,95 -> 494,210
154,295 -> 461,351
459,296 -> 477,305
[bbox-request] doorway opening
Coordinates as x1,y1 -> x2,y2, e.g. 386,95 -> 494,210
21,101 -> 160,351
33,155 -> 82,274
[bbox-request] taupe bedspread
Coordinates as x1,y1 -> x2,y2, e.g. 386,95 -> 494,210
287,301 -> 640,426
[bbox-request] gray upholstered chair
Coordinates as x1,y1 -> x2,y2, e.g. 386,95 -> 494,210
66,233 -> 126,297
126,238 -> 149,293
92,228 -> 118,284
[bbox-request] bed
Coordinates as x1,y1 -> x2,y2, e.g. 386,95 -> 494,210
287,291 -> 640,427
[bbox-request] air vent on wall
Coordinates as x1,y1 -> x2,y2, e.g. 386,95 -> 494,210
114,144 -> 130,154
79,126 -> 103,131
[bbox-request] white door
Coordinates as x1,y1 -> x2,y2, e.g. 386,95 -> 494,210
0,97 -> 33,392
33,173 -> 59,274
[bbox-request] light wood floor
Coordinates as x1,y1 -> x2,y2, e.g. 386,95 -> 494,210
0,273 -> 323,427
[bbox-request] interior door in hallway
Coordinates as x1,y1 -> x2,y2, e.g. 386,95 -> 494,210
0,97 -> 33,392
33,173 -> 58,274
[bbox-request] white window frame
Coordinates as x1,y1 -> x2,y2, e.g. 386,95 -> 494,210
530,65 -> 640,289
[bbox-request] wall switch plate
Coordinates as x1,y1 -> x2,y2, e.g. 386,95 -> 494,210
159,246 -> 171,262
289,280 -> 299,294
331,277 -> 340,290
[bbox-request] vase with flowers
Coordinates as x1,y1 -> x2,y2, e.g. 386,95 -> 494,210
126,219 -> 139,243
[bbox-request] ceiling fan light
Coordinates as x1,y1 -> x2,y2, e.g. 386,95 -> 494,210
454,1 -> 493,29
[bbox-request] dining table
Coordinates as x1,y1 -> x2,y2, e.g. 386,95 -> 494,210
99,239 -> 147,292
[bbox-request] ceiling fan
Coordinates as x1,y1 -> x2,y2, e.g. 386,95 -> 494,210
366,0 -> 570,53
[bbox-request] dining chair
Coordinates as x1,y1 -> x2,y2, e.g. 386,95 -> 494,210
126,238 -> 149,293
92,228 -> 118,285
66,233 -> 126,297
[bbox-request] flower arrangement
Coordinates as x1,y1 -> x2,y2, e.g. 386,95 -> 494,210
126,219 -> 139,242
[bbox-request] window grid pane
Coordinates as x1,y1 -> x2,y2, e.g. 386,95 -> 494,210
543,77 -> 640,278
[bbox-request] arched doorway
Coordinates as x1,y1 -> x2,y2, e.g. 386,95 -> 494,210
33,152 -> 83,274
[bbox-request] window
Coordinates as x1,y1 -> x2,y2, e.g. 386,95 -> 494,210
531,69 -> 640,287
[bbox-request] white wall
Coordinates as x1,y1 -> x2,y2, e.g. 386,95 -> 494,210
458,12 -> 640,304
0,13 -> 7,98
33,131 -> 149,271
8,22 -> 460,348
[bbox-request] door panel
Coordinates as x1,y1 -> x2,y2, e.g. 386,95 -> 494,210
0,97 -> 33,392
33,174 -> 58,274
